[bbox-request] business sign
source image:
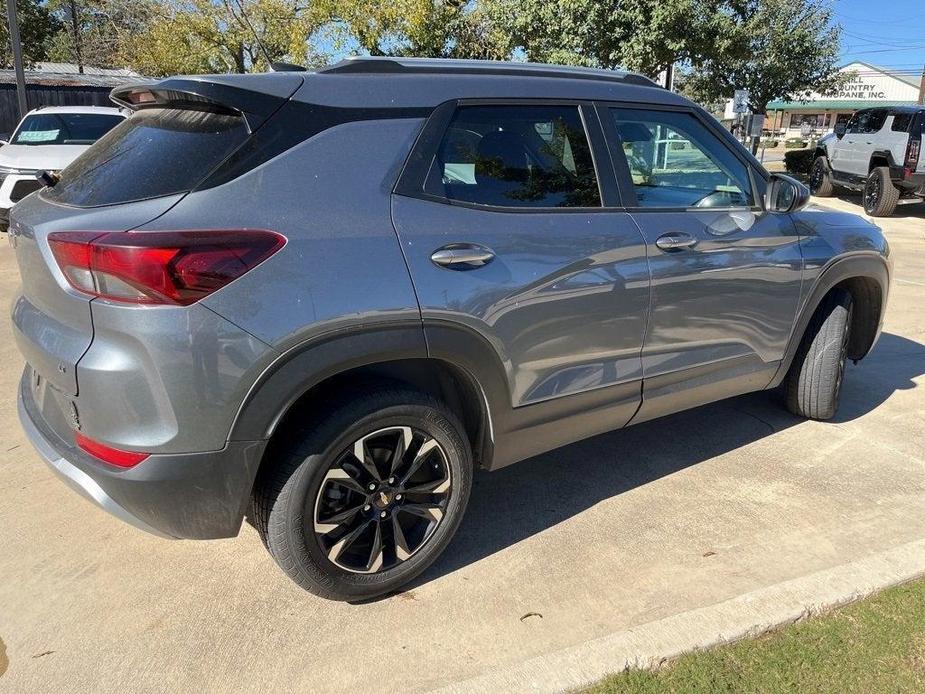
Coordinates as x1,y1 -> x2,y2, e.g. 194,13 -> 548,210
802,62 -> 920,103
733,89 -> 749,113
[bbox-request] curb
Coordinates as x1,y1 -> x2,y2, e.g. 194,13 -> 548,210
431,537 -> 925,693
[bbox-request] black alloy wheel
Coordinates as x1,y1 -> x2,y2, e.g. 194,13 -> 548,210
312,426 -> 452,574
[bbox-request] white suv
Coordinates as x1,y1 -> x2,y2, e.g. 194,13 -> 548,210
811,106 -> 924,216
0,105 -> 125,229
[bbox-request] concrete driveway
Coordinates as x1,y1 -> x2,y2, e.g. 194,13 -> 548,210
1,197 -> 923,693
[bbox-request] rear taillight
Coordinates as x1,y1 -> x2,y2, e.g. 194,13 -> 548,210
904,138 -> 921,179
48,230 -> 285,306
75,432 -> 149,468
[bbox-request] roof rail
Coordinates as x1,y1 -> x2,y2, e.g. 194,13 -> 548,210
320,57 -> 660,88
270,62 -> 306,72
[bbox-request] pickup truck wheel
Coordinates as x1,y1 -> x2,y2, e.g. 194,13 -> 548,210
863,166 -> 899,217
809,156 -> 834,197
252,388 -> 472,601
785,289 -> 853,421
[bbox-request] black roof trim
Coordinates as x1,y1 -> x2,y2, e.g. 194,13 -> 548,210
320,58 -> 660,88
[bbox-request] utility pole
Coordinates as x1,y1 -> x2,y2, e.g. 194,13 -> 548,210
5,0 -> 28,120
918,64 -> 925,105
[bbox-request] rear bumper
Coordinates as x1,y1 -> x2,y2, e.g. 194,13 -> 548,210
18,369 -> 267,540
898,171 -> 925,194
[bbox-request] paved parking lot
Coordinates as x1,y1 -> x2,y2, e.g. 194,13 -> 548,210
1,195 -> 923,693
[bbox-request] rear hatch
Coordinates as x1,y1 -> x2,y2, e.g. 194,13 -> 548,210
10,72 -> 303,397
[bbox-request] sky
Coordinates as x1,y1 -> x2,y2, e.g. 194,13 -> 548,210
833,0 -> 925,80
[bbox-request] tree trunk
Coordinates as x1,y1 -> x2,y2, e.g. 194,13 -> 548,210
234,42 -> 246,73
68,0 -> 84,74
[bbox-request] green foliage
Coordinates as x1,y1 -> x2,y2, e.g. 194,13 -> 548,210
483,0 -> 739,78
785,137 -> 808,148
682,0 -> 847,113
48,0 -> 158,69
331,0 -> 510,59
762,139 -> 779,148
785,148 -> 814,173
121,0 -> 327,76
0,0 -> 62,67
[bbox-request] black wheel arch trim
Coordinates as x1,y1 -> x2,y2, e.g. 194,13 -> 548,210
868,150 -> 903,178
769,253 -> 890,388
229,322 -> 429,442
227,321 -> 502,470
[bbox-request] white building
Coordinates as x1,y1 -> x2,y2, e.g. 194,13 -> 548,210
723,62 -> 922,137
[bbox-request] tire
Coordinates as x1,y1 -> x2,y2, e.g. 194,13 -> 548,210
809,156 -> 834,197
785,289 -> 853,420
252,387 -> 472,601
863,166 -> 899,217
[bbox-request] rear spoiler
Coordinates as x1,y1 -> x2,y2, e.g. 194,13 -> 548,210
110,74 -> 304,132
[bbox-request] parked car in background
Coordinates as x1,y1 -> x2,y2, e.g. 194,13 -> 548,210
0,105 -> 125,229
811,106 -> 924,216
11,59 -> 891,601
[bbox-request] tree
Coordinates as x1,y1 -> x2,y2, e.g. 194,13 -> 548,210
0,0 -> 61,68
120,0 -> 327,77
332,0 -> 510,59
684,0 -> 846,116
47,0 -> 158,70
484,0 -> 739,81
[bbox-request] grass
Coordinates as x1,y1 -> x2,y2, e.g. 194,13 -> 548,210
587,578 -> 925,694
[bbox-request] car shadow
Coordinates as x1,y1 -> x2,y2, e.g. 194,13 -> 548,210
404,332 -> 924,592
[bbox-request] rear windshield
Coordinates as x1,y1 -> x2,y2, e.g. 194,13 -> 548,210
12,112 -> 124,145
43,108 -> 249,207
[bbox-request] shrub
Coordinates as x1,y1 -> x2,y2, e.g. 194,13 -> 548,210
669,140 -> 686,150
784,149 -> 815,174
762,139 -> 779,148
785,137 -> 808,149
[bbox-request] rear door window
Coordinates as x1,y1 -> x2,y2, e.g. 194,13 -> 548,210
422,104 -> 601,208
43,108 -> 249,207
857,110 -> 887,134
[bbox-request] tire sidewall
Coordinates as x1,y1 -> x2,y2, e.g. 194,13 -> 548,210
275,401 -> 472,598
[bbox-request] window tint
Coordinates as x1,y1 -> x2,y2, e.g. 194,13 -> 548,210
845,113 -> 861,134
44,108 -> 249,207
867,110 -> 887,133
423,104 -> 601,208
892,113 -> 914,132
856,110 -> 887,134
610,108 -> 753,209
11,112 -> 123,145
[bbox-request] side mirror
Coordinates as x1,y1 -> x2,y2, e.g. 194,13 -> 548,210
766,173 -> 810,213
833,122 -> 847,139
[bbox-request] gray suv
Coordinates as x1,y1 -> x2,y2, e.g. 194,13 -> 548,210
12,58 -> 891,601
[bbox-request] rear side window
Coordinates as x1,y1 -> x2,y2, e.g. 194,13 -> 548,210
11,112 -> 123,145
43,108 -> 249,207
423,104 -> 601,208
892,113 -> 914,132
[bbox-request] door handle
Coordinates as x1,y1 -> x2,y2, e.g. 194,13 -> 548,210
430,243 -> 495,269
655,232 -> 697,252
